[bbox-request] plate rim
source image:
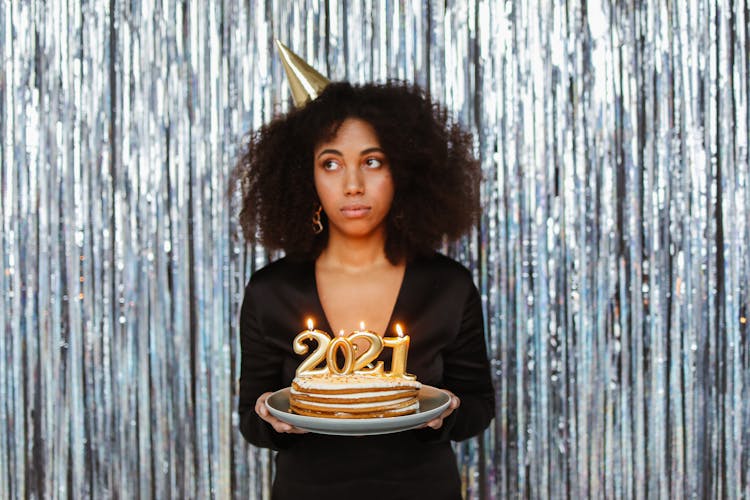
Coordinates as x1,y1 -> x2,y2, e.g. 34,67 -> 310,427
264,384 -> 451,435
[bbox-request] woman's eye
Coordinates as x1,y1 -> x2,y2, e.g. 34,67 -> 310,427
364,157 -> 383,168
322,159 -> 340,170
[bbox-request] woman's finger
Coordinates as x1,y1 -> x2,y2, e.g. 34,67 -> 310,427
271,420 -> 293,433
257,403 -> 268,417
425,417 -> 444,429
420,393 -> 461,429
255,392 -> 308,434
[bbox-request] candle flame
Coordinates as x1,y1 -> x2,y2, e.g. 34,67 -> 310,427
360,321 -> 365,330
307,318 -> 314,330
339,329 -> 345,337
396,324 -> 404,337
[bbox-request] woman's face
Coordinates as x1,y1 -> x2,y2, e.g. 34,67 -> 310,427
313,118 -> 395,241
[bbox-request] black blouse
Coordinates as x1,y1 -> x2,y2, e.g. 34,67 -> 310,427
238,252 -> 495,500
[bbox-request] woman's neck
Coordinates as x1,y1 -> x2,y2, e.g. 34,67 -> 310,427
318,230 -> 390,271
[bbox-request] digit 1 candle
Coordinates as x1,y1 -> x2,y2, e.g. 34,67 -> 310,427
383,324 -> 416,380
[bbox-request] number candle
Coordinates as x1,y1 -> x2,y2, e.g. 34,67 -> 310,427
293,318 -> 332,376
383,324 -> 416,379
349,324 -> 385,374
327,337 -> 354,374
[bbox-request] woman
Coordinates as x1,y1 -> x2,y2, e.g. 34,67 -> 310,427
232,81 -> 494,499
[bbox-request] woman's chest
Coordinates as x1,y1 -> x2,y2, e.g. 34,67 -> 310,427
315,265 -> 405,336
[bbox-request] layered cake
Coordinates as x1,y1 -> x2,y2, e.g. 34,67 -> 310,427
290,373 -> 421,419
290,321 -> 419,418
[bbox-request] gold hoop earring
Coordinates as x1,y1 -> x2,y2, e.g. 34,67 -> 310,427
312,205 -> 324,234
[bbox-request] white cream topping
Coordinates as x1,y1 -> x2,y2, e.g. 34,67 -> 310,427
293,374 -> 420,391
290,388 -> 409,399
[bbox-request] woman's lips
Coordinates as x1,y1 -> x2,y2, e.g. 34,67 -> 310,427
340,205 -> 371,218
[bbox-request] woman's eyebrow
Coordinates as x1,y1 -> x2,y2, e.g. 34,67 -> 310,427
316,147 -> 384,159
316,148 -> 341,159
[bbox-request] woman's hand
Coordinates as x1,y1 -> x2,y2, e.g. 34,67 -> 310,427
255,392 -> 309,434
421,389 -> 460,430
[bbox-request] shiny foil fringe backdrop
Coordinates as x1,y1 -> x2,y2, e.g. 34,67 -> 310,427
1,0 -> 748,498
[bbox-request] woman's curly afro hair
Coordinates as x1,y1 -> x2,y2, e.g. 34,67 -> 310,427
230,81 -> 481,263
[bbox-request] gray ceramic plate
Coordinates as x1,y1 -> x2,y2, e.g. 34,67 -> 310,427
265,385 -> 451,436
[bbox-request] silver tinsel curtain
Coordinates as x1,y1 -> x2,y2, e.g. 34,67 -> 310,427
1,0 -> 748,498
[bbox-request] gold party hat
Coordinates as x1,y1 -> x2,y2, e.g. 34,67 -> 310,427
275,39 -> 330,107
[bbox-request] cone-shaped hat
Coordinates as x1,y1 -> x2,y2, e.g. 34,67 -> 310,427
275,40 -> 330,107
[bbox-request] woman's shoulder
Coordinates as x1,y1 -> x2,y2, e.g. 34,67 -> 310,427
413,251 -> 476,287
244,256 -> 311,293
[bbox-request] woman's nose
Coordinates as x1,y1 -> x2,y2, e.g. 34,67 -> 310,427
343,167 -> 364,195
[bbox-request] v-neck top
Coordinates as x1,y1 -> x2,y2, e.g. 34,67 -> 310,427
313,259 -> 408,339
237,252 -> 495,500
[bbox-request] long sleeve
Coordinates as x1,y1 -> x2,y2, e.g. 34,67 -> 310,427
415,280 -> 495,442
237,280 -> 299,450
442,281 -> 495,440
